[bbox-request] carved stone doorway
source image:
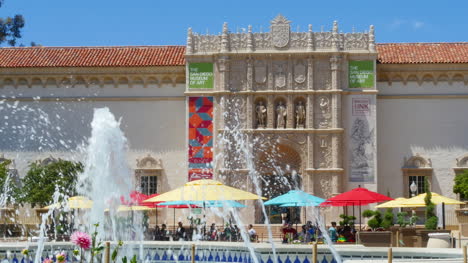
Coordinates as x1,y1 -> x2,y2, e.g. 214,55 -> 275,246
254,144 -> 302,224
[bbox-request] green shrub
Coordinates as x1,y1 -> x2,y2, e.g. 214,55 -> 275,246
339,214 -> 356,228
362,210 -> 383,230
424,177 -> 438,230
381,208 -> 395,229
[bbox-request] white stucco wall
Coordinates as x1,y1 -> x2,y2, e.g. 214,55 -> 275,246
377,81 -> 468,199
0,83 -> 188,194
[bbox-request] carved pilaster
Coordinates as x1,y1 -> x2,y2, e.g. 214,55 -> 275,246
286,95 -> 294,128
307,57 -> 314,90
221,22 -> 230,53
267,57 -> 273,90
288,55 -> 293,89
331,93 -> 341,128
307,94 -> 314,129
331,21 -> 339,52
368,25 -> 376,52
307,24 -> 314,51
267,95 -> 274,128
307,134 -> 314,169
218,56 -> 229,91
331,134 -> 340,168
246,58 -> 253,91
247,25 -> 254,52
246,95 -> 253,129
186,28 -> 193,54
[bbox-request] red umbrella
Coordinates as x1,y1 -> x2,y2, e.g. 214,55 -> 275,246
121,191 -> 163,227
320,187 -> 393,230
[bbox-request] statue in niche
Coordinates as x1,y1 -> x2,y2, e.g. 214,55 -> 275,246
319,97 -> 329,114
256,101 -> 267,128
276,101 -> 287,128
295,101 -> 306,128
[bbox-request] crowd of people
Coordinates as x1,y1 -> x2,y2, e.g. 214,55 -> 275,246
152,221 -> 355,244
152,222 -> 257,242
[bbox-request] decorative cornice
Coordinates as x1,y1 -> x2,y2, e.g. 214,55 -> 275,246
305,168 -> 345,173
0,96 -> 185,102
217,128 -> 344,134
185,90 -> 375,96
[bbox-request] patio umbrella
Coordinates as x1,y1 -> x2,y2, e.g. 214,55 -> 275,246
158,200 -> 246,208
400,192 -> 464,229
143,179 -> 265,203
120,191 -> 161,225
117,205 -> 156,212
264,190 -> 325,206
375,198 -> 415,208
45,196 -> 93,209
320,187 -> 393,230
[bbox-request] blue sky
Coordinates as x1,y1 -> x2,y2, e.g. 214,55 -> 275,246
1,0 -> 467,47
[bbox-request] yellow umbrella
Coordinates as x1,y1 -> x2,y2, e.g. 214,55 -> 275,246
401,192 -> 464,206
117,205 -> 155,212
143,179 -> 265,203
375,197 -> 420,208
45,196 -> 93,209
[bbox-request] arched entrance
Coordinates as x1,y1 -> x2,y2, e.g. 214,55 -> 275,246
255,144 -> 302,224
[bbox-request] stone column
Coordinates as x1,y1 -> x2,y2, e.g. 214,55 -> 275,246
267,95 -> 274,128
218,56 -> 229,92
307,94 -> 314,129
307,57 -> 314,90
246,95 -> 253,129
246,58 -> 253,91
287,95 -> 294,128
330,56 -> 341,128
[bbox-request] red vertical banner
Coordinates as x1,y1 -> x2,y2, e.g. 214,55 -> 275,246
188,96 -> 213,181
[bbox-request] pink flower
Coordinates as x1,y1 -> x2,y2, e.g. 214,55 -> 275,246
70,231 -> 92,250
43,259 -> 53,263
56,252 -> 66,263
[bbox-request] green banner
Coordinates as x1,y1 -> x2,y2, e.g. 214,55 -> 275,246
349,61 -> 374,88
189,63 -> 214,89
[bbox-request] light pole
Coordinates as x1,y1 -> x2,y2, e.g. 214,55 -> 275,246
410,181 -> 417,197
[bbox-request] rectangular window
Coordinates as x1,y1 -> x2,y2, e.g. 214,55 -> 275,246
408,176 -> 426,197
140,176 -> 157,195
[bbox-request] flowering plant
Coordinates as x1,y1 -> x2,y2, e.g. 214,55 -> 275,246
21,249 -> 29,256
43,259 -> 53,263
56,252 -> 66,263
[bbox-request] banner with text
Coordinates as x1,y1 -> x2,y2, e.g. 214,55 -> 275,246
348,95 -> 376,183
189,63 -> 214,89
188,96 -> 214,181
349,61 -> 374,89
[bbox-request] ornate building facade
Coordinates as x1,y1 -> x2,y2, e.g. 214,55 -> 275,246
0,16 -> 467,226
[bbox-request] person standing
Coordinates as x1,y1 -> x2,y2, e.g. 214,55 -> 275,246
248,224 -> 257,242
328,222 -> 338,242
176,222 -> 186,241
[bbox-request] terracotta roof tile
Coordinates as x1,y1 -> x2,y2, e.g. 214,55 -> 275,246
377,43 -> 468,64
0,46 -> 186,68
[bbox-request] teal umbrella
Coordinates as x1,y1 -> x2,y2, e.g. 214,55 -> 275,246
264,190 -> 325,206
158,200 -> 246,208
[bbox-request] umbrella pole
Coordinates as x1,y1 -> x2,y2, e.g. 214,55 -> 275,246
442,202 -> 446,230
359,202 -> 362,231
173,208 -> 175,235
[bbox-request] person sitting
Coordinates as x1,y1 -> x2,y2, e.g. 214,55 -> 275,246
328,222 -> 338,242
248,224 -> 257,242
160,224 -> 168,241
282,223 -> 297,243
209,223 -> 218,241
298,225 -> 311,243
175,222 -> 186,241
154,225 -> 161,240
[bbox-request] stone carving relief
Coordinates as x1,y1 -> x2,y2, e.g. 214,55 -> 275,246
316,96 -> 331,128
229,33 -> 248,50
344,33 -> 368,50
253,33 -> 272,50
315,32 -> 333,49
456,155 -> 468,167
194,35 -> 220,53
274,61 -> 287,89
229,60 -> 246,91
270,14 -> 291,48
315,59 -> 331,90
255,100 -> 267,129
294,60 -> 307,84
316,135 -> 332,168
295,101 -> 306,128
136,154 -> 163,170
276,101 -> 287,129
254,61 -> 267,85
403,154 -> 432,168
290,32 -> 308,48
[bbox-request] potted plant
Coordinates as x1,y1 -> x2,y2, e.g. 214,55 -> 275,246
358,209 -> 393,247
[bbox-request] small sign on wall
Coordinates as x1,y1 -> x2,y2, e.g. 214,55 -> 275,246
189,63 -> 214,89
349,61 -> 374,89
